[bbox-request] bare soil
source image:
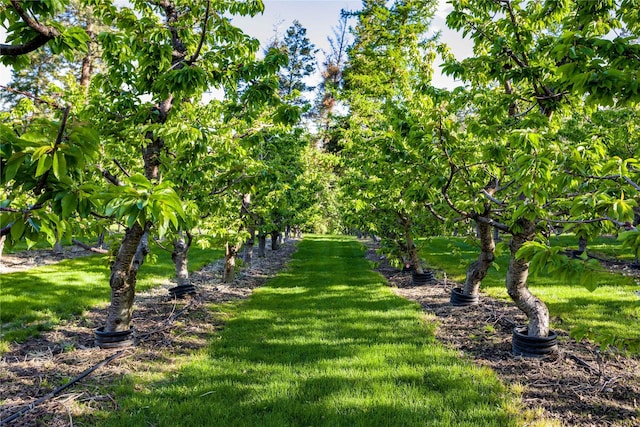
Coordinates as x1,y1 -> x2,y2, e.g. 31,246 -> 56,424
0,241 -> 299,426
0,246 -> 93,274
366,242 -> 640,427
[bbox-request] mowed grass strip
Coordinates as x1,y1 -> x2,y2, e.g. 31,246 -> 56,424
98,236 -> 518,427
420,236 -> 640,352
0,246 -> 223,344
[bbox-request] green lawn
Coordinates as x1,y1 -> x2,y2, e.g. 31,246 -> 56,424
420,236 -> 640,353
94,236 -> 521,427
0,245 -> 224,344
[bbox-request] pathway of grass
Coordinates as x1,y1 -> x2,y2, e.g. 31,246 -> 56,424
0,246 -> 223,345
98,236 -> 519,427
420,236 -> 640,352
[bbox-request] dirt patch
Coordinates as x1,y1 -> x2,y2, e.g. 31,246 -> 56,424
0,240 -> 299,426
367,242 -> 640,427
0,246 -> 95,274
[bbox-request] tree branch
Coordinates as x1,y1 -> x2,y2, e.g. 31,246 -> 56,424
481,188 -> 506,206
113,158 -> 131,178
544,216 -> 637,230
99,167 -> 124,186
476,215 -> 510,232
72,239 -> 109,254
441,165 -> 470,218
0,85 -> 63,109
624,175 -> 640,192
565,170 -> 640,191
186,0 -> 210,65
1,224 -> 13,237
210,174 -> 247,196
0,0 -> 61,56
34,105 -> 71,195
0,33 -> 52,56
424,203 -> 448,222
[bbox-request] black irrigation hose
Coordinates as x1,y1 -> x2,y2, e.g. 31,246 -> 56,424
1,350 -> 127,425
2,299 -> 199,425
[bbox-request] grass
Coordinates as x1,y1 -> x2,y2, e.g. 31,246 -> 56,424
94,236 -> 521,427
420,236 -> 640,353
0,244 -> 224,344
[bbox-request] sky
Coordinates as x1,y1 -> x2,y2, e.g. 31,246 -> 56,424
0,0 -> 469,90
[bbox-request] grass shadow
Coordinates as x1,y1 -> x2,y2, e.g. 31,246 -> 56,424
98,236 -> 517,426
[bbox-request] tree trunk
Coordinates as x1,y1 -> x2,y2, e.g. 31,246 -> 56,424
97,230 -> 105,249
271,231 -> 280,251
462,220 -> 495,296
578,236 -> 588,254
405,230 -> 423,274
105,223 -> 149,332
79,22 -> 95,91
171,232 -> 191,287
401,217 -> 424,274
257,233 -> 266,257
243,229 -> 255,269
285,225 -> 291,241
0,235 -> 5,261
493,226 -> 501,242
240,193 -> 253,268
53,238 -> 63,255
223,241 -> 241,283
506,220 -> 550,338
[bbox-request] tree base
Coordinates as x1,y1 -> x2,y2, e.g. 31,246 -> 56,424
94,326 -> 136,349
512,326 -> 558,358
450,287 -> 479,306
411,270 -> 435,286
168,284 -> 197,298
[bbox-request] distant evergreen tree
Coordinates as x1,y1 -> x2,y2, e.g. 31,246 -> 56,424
267,20 -> 317,107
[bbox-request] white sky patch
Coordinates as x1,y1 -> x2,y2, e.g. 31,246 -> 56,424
435,0 -> 454,19
0,27 -> 10,85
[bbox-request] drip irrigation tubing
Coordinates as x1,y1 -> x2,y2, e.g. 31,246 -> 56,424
1,300 -> 198,425
1,350 -> 128,425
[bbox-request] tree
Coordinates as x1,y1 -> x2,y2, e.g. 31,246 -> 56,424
442,0 -> 638,340
340,0 -> 441,271
313,13 -> 350,151
267,20 -> 317,107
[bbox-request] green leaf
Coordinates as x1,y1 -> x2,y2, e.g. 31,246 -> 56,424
61,193 -> 77,218
10,219 -> 25,240
3,155 -> 24,182
52,152 -> 67,180
25,236 -> 37,250
32,145 -> 52,160
35,155 -> 52,177
129,174 -> 151,189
